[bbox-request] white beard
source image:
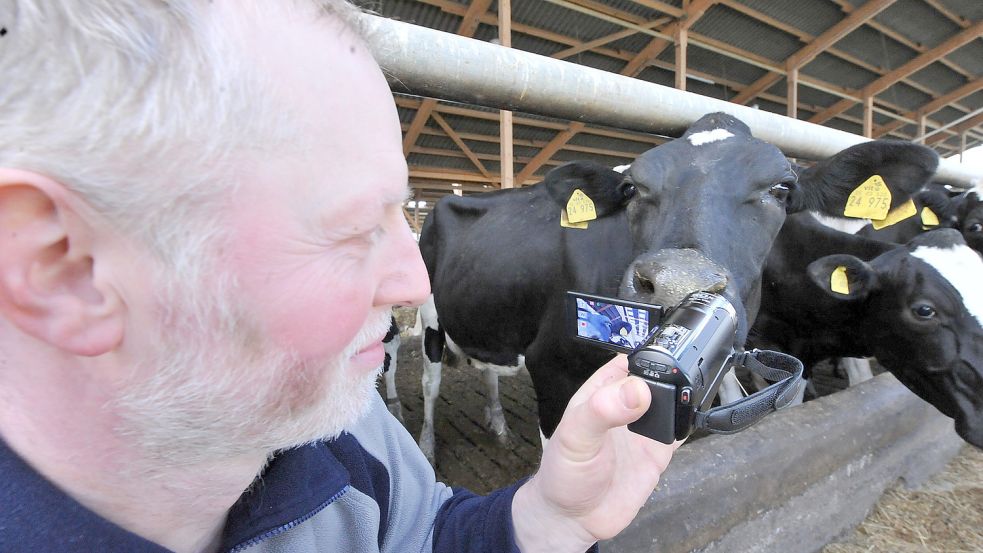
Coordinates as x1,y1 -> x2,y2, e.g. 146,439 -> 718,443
114,274 -> 393,468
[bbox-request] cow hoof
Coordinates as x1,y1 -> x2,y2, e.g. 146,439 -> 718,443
386,401 -> 405,425
418,430 -> 437,467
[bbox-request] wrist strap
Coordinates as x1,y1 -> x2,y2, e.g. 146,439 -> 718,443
695,349 -> 804,434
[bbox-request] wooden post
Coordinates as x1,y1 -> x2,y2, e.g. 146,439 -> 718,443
917,114 -> 927,143
863,94 -> 873,138
498,0 -> 515,189
675,27 -> 687,91
786,65 -> 798,119
960,131 -> 967,163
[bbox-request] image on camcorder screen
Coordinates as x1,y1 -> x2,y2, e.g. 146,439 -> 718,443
575,298 -> 651,349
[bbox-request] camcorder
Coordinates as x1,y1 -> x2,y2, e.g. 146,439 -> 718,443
568,291 -> 804,444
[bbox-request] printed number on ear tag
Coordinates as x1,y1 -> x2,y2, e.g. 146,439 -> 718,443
831,266 -> 850,295
871,199 -> 917,230
566,189 -> 597,224
560,209 -> 588,229
920,207 -> 940,229
844,174 -> 891,220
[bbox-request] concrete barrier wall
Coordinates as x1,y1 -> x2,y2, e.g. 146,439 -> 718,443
604,372 -> 964,553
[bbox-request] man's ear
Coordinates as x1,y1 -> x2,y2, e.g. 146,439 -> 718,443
806,254 -> 878,302
0,168 -> 124,356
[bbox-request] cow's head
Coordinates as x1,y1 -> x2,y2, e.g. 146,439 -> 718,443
807,229 -> 983,448
618,112 -> 937,344
954,187 -> 983,254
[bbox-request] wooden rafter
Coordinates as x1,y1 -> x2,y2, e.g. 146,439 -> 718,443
621,0 -> 717,77
514,122 -> 586,184
551,17 -> 671,60
400,0 -> 494,157
729,0 -> 896,106
808,20 -> 983,125
926,112 -> 983,146
829,0 -> 975,80
429,112 -> 491,178
874,78 -> 983,138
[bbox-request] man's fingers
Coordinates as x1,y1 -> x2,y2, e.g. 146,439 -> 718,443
567,355 -> 630,407
555,375 -> 651,462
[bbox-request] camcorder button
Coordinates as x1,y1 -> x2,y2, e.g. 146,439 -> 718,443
680,387 -> 692,404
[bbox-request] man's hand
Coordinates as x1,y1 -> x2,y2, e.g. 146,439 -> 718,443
511,355 -> 681,552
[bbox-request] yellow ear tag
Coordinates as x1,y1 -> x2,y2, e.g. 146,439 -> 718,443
920,207 -> 940,229
560,209 -> 588,229
831,266 -> 850,295
871,199 -> 917,230
843,174 -> 891,220
566,189 -> 597,224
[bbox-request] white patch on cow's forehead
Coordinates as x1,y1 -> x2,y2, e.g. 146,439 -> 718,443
613,164 -> 631,173
911,245 -> 983,328
688,128 -> 734,146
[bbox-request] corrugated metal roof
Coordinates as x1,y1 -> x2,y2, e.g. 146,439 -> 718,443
875,0 -> 961,50
731,0 -> 842,38
690,4 -> 803,63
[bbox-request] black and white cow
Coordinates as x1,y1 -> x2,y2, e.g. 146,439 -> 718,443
416,113 -> 934,464
750,206 -> 983,447
858,185 -> 983,255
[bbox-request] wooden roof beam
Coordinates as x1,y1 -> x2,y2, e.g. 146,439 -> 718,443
808,20 -> 983,125
874,78 -> 983,138
728,0 -> 896,106
514,123 -> 586,184
551,16 -> 671,60
926,112 -> 983,146
428,112 -> 492,178
620,0 -> 718,77
829,0 -> 975,79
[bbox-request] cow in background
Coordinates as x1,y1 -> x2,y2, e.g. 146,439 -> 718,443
416,113 -> 936,465
751,204 -> 983,447
858,185 -> 983,255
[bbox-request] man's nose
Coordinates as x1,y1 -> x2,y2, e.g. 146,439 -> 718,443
374,224 -> 431,308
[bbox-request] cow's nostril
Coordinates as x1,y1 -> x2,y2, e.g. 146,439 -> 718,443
635,272 -> 656,295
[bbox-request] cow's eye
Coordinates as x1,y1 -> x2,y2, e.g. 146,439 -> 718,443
912,304 -> 936,319
622,182 -> 637,200
967,223 -> 982,233
768,181 -> 792,203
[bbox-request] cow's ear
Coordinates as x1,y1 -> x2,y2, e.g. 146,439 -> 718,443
544,161 -> 633,219
807,254 -> 878,302
788,140 -> 938,215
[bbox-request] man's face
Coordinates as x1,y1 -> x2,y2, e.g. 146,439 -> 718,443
116,6 -> 429,462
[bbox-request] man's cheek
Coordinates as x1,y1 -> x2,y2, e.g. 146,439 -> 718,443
266,292 -> 367,359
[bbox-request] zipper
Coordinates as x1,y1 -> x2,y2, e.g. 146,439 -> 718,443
228,486 -> 350,552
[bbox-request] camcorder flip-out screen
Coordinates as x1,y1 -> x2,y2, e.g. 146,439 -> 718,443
567,292 -> 664,353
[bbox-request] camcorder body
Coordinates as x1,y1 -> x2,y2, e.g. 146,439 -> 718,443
624,292 -> 737,444
568,291 -> 739,444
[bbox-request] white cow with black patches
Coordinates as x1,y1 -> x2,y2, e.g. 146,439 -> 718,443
752,222 -> 983,448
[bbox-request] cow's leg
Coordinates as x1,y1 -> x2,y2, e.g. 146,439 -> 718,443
418,296 -> 444,466
481,368 -> 512,446
451,341 -> 522,446
717,368 -> 745,404
381,316 -> 404,424
839,357 -> 874,385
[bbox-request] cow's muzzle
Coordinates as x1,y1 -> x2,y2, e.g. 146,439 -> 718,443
619,248 -> 729,307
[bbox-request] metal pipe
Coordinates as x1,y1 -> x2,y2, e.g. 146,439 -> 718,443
363,15 -> 981,186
